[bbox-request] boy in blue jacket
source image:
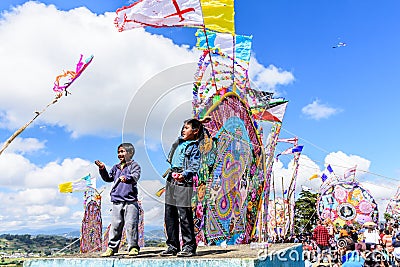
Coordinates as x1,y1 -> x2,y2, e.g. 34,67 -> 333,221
160,118 -> 205,257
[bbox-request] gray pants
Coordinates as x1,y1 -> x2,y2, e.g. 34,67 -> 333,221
108,202 -> 139,252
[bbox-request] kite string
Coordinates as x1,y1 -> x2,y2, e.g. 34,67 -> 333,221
0,93 -> 62,156
280,127 -> 400,182
201,27 -> 219,94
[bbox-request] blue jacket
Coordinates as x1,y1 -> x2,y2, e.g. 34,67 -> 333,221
99,160 -> 141,203
165,137 -> 200,207
167,137 -> 200,184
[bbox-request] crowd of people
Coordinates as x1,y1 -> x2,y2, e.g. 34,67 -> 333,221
299,219 -> 400,266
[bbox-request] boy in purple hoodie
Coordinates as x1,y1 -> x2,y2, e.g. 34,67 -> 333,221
95,142 -> 141,257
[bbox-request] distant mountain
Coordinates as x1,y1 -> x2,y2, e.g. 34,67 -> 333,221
144,229 -> 166,241
0,227 -> 166,240
0,227 -> 77,236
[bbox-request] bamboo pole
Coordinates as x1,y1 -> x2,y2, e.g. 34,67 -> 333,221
0,94 -> 62,156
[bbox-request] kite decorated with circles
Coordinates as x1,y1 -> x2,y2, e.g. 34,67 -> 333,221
386,187 -> 400,219
317,181 -> 378,226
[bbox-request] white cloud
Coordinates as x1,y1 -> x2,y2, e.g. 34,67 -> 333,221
0,137 -> 46,155
0,152 -> 36,187
0,149 -> 98,231
248,56 -> 295,95
0,187 -> 83,232
301,99 -> 341,120
24,158 -> 98,188
324,151 -> 371,177
16,188 -> 58,205
273,154 -> 321,194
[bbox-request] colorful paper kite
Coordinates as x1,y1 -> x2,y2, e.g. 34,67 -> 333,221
53,54 -> 94,94
0,54 -> 93,156
115,0 -> 235,34
317,181 -> 378,226
332,42 -> 347,48
386,187 -> 400,219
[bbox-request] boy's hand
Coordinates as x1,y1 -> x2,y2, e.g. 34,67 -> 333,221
172,172 -> 184,182
119,176 -> 127,183
95,160 -> 105,169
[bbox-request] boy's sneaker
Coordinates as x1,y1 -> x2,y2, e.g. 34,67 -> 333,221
129,247 -> 139,256
101,248 -> 114,257
159,247 -> 178,256
177,249 -> 196,257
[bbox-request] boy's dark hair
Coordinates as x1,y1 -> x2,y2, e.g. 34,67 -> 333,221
118,143 -> 135,156
183,118 -> 205,140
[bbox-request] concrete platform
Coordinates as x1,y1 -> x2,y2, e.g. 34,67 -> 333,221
23,243 -> 305,267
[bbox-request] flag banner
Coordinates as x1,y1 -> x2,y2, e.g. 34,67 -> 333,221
308,174 -> 319,180
321,173 -> 328,182
58,182 -> 73,193
200,0 -> 235,34
115,0 -> 235,34
277,137 -> 298,145
115,0 -> 203,31
195,29 -> 252,63
252,101 -> 288,122
343,166 -> 357,179
292,145 -> 304,153
59,174 -> 93,193
275,144 -> 303,160
327,164 -> 334,173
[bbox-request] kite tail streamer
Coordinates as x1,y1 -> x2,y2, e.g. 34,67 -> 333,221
0,94 -> 61,156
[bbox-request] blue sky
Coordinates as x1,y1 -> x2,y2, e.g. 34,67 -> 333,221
0,0 -> 399,233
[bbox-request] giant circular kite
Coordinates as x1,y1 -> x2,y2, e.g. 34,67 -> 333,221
317,182 -> 378,226
386,195 -> 400,219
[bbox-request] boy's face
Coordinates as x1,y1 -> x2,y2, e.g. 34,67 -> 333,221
118,147 -> 132,163
182,123 -> 199,141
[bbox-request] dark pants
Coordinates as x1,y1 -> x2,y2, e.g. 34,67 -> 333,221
164,202 -> 196,253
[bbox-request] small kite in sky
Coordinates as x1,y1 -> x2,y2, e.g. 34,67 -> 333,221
332,42 -> 347,48
53,54 -> 94,95
0,54 -> 93,156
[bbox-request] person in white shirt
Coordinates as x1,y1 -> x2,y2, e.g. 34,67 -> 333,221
363,226 -> 380,251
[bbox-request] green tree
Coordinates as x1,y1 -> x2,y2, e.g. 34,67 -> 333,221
384,212 -> 393,222
294,189 -> 319,234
